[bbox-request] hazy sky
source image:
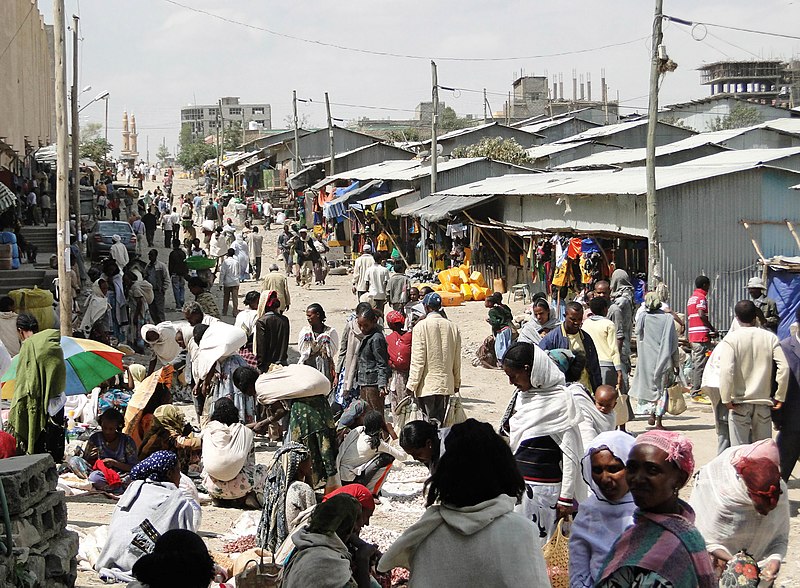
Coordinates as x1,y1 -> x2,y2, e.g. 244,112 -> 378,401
40,0 -> 800,157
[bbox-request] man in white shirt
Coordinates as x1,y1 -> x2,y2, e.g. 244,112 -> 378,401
218,248 -> 241,316
246,226 -> 264,280
352,244 -> 375,300
719,300 -> 789,446
262,200 -> 274,230
193,194 -> 203,225
365,259 -> 390,312
161,210 -> 174,248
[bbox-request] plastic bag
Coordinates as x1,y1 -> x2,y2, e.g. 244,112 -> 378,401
667,384 -> 688,416
542,518 -> 570,588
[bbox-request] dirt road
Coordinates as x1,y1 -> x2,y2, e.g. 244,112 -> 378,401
70,176 -> 800,587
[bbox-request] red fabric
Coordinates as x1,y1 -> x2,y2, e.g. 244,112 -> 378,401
386,330 -> 412,372
566,238 -> 582,260
324,483 -> 376,511
687,288 -> 710,343
0,432 -> 16,459
385,311 -> 404,326
93,459 -> 122,488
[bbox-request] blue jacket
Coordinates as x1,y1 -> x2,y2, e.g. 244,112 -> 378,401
539,324 -> 602,392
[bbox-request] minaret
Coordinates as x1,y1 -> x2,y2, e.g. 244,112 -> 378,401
130,114 -> 139,158
122,111 -> 130,154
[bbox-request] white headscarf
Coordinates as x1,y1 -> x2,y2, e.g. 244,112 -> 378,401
80,279 -> 110,336
580,431 -> 635,503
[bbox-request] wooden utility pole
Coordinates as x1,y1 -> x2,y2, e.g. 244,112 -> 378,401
54,0 -> 72,335
427,61 -> 439,272
483,88 -> 487,124
70,14 -> 80,234
325,92 -> 335,176
215,104 -> 221,188
292,90 -> 301,173
645,0 -> 664,285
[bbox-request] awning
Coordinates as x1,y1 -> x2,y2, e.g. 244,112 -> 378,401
0,183 -> 17,213
392,194 -> 497,222
221,150 -> 260,169
239,156 -> 268,172
349,188 -> 414,211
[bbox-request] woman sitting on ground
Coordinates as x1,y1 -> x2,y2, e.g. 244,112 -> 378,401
281,493 -> 365,588
399,420 -> 441,473
597,430 -> 716,588
336,399 -> 368,444
71,408 -> 138,492
337,410 -> 406,496
485,292 -> 516,364
378,419 -> 549,586
690,439 -> 789,586
517,298 -> 559,345
201,397 -> 268,508
138,405 -> 201,473
130,529 -> 215,588
96,451 -> 200,575
569,431 -> 636,588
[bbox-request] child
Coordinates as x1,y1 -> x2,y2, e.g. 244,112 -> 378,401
355,307 -> 390,413
72,408 -> 138,492
385,311 -> 412,418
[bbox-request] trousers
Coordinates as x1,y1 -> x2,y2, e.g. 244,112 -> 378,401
728,403 -> 772,446
223,285 -> 239,315
777,429 -> 800,482
171,275 -> 185,308
419,394 -> 449,424
690,342 -> 711,393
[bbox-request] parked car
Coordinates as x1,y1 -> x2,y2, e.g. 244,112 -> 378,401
86,220 -> 137,261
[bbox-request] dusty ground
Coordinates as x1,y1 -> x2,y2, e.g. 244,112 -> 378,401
69,176 -> 800,586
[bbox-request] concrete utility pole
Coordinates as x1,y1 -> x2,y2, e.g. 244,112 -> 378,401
645,0 -> 664,285
104,95 -> 109,171
215,104 -> 221,188
70,14 -> 80,233
292,90 -> 301,173
428,60 -> 439,272
483,88 -> 487,124
325,92 -> 335,176
54,0 -> 72,335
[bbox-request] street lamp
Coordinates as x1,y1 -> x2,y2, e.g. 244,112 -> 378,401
78,91 -> 110,170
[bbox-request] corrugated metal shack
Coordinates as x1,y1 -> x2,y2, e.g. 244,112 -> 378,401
517,117 -> 601,143
411,122 -> 544,156
431,156 -> 800,324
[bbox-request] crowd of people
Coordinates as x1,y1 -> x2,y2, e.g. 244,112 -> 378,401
0,170 -> 797,587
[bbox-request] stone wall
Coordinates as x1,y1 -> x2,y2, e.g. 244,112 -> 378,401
0,454 -> 77,587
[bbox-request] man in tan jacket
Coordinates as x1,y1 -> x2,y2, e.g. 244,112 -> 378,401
262,264 -> 291,312
719,300 -> 789,446
406,292 -> 461,423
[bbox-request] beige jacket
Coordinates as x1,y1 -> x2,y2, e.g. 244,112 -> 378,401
718,326 -> 789,405
407,312 -> 461,397
352,253 -> 375,291
262,271 -> 291,312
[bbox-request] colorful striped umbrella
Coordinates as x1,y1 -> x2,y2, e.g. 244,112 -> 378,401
1,336 -> 125,399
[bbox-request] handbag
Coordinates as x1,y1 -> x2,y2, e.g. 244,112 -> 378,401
235,550 -> 282,588
443,392 -> 467,427
719,551 -> 759,588
394,395 -> 426,431
667,384 -> 688,416
542,518 -> 570,588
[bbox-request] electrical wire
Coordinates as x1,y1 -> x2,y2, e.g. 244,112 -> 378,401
664,15 -> 800,41
162,0 -> 648,62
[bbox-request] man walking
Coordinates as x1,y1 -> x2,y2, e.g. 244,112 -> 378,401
277,224 -> 293,275
777,307 -> 800,480
193,193 -> 204,226
719,300 -> 789,446
406,293 -> 461,423
262,264 -> 290,312
352,244 -> 375,300
262,199 -> 273,230
168,241 -> 188,309
219,248 -> 241,316
161,208 -> 174,248
687,275 -> 716,403
746,276 -> 780,332
539,301 -> 602,392
246,226 -> 264,281
142,207 -> 157,247
144,249 -> 170,324
39,191 -> 51,226
365,258 -> 390,311
131,215 -> 146,256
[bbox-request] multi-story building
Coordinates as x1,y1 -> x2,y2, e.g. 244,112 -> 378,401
698,60 -> 800,109
180,97 -> 271,140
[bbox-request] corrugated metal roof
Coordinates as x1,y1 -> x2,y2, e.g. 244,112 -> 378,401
519,117 -> 590,134
556,143 -> 800,170
302,142 -> 412,166
351,188 -> 414,208
436,162 -> 800,198
320,157 -> 491,183
527,141 -> 593,158
392,194 -> 497,222
554,119 -> 649,143
221,150 -> 260,168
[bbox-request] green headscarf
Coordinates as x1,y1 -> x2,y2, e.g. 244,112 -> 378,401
8,329 -> 66,453
307,493 -> 361,539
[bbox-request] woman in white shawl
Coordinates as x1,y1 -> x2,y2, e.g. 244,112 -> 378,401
569,431 -> 636,588
201,397 -> 268,507
123,270 -> 153,353
141,322 -> 179,373
630,292 -> 679,428
232,233 -> 250,281
499,341 -> 585,546
690,439 -> 789,585
80,279 -> 111,344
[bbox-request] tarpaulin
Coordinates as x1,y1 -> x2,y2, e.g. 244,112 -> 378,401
767,269 -> 800,340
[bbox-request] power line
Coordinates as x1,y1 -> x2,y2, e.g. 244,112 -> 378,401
162,0 -> 648,62
664,15 -> 800,41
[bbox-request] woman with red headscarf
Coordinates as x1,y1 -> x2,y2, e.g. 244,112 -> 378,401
690,438 -> 789,586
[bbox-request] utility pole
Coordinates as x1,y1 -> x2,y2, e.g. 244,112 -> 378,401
325,92 -> 335,176
483,88 -> 487,124
146,135 -> 149,164
215,104 -> 221,189
241,111 -> 245,146
645,0 -> 664,286
54,0 -> 72,335
70,14 -> 80,232
507,91 -> 511,125
292,90 -> 301,173
427,61 -> 439,273
104,95 -> 109,171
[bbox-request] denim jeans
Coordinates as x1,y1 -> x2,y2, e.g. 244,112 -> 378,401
171,275 -> 185,308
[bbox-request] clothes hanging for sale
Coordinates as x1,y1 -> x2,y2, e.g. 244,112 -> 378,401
567,237 -> 583,260
445,223 -> 467,239
376,231 -> 390,252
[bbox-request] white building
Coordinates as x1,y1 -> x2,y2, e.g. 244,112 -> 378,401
180,97 -> 271,139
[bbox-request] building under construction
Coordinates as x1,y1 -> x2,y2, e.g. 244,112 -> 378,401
698,60 -> 800,109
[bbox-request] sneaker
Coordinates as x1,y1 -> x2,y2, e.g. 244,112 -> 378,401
691,393 -> 711,405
